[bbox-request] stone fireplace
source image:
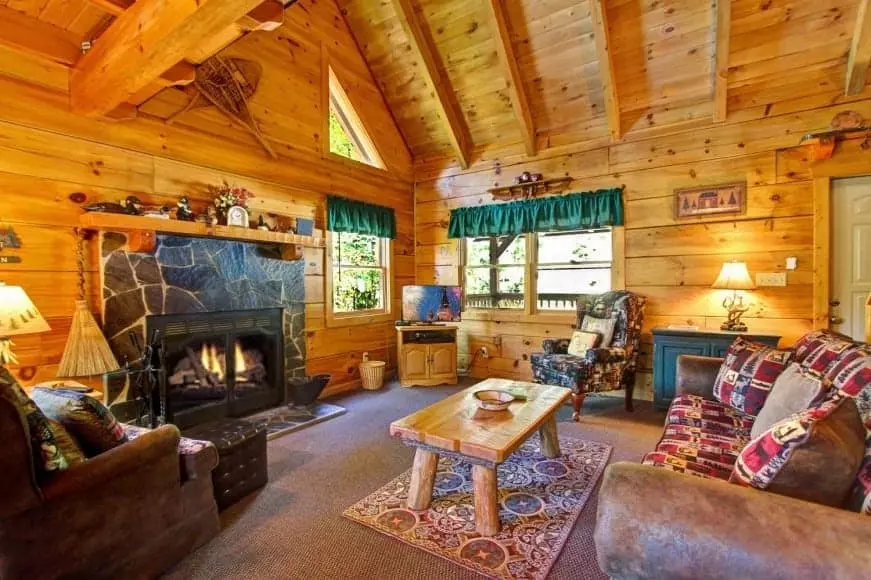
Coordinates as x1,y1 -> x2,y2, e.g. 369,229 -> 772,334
100,233 -> 306,425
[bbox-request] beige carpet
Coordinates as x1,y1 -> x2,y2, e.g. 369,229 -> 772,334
164,379 -> 664,579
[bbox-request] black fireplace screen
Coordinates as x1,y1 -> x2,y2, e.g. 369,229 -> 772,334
146,308 -> 284,429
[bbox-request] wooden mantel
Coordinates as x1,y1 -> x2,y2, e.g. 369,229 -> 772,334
79,212 -> 324,260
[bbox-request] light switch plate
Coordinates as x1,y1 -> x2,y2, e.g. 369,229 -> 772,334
786,256 -> 798,271
756,272 -> 787,287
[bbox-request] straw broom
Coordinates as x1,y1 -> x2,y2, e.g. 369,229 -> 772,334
57,229 -> 119,378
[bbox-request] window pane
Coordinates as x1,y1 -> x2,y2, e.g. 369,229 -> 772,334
329,109 -> 360,161
537,267 -> 611,310
332,268 -> 384,312
333,233 -> 379,267
497,235 -> 526,265
466,238 -> 491,266
464,266 -> 525,310
538,230 -> 612,264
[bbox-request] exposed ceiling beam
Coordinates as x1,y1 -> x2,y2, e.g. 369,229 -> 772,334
128,61 -> 197,106
186,0 -> 285,64
588,0 -> 620,142
847,0 -> 871,96
390,0 -> 472,169
84,0 -> 130,16
713,0 -> 731,122
70,0 -> 271,117
0,6 -> 82,66
485,0 -> 535,157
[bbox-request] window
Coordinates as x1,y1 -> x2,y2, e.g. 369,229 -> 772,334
463,229 -> 613,312
464,235 -> 527,310
536,229 -> 612,310
327,68 -> 384,169
328,232 -> 391,318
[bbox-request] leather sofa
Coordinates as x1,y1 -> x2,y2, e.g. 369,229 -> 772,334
0,400 -> 221,579
595,336 -> 871,580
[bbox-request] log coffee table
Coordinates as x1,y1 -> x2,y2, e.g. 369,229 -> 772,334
389,378 -> 571,536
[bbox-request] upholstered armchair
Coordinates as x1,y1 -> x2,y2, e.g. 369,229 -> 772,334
530,290 -> 646,420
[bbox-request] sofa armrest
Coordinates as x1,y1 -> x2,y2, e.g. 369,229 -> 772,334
542,338 -> 570,354
123,424 -> 218,481
675,355 -> 723,400
595,462 -> 871,580
41,425 -> 181,501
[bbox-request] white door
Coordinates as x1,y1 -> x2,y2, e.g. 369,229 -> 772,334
832,177 -> 871,340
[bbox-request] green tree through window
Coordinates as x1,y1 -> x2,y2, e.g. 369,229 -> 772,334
331,232 -> 386,313
329,110 -> 359,160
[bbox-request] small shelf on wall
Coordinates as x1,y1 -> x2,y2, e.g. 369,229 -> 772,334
488,176 -> 574,201
78,212 -> 324,261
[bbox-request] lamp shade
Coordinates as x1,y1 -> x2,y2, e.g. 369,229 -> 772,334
712,261 -> 756,291
0,283 -> 51,337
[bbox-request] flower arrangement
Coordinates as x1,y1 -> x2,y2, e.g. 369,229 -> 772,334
209,181 -> 255,216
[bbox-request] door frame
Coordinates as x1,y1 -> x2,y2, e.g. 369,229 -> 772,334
809,140 -> 871,331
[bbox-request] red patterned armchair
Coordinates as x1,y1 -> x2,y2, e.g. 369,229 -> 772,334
530,290 -> 646,420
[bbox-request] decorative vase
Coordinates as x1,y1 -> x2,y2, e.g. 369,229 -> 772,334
287,374 -> 331,407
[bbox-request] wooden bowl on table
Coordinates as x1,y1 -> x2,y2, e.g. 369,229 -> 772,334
473,389 -> 515,411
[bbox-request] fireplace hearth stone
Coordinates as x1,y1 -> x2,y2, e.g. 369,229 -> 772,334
245,403 -> 346,441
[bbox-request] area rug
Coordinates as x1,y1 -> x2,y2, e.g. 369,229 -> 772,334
343,435 -> 612,579
245,402 -> 346,440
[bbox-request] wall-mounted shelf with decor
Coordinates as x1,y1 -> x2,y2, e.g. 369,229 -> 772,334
78,212 -> 325,261
488,176 -> 574,201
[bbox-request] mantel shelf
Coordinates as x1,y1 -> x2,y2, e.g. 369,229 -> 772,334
79,212 -> 324,260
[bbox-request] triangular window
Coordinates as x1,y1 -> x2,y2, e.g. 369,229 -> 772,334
328,68 -> 384,168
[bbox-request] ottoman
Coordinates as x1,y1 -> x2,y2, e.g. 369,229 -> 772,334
183,418 -> 268,511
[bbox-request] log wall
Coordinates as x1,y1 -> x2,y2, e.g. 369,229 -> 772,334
0,0 -> 413,398
414,101 -> 871,400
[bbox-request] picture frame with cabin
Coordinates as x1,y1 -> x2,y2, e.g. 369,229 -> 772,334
674,182 -> 746,219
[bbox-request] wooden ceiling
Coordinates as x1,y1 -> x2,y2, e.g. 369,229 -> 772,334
339,0 -> 871,168
0,0 -> 869,171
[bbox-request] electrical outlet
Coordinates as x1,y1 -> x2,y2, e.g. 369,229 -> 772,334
756,272 -> 787,287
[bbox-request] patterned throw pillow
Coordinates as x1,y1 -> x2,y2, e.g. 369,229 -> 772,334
713,337 -> 794,417
0,367 -> 70,479
731,396 -> 865,507
46,419 -> 87,466
31,388 -> 127,457
580,316 -> 616,347
798,332 -> 854,380
794,329 -> 853,364
567,330 -> 600,356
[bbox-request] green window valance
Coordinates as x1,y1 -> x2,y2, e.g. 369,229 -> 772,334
447,188 -> 624,238
327,195 -> 396,239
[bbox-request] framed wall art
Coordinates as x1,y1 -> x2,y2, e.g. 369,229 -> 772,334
675,182 -> 746,219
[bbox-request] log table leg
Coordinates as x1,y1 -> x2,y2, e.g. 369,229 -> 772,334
539,415 -> 561,458
407,448 -> 439,511
472,464 -> 500,536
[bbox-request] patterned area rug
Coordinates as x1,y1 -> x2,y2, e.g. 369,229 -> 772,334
343,435 -> 612,580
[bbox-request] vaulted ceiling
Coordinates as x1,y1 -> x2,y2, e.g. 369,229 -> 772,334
338,0 -> 869,168
0,0 -> 869,172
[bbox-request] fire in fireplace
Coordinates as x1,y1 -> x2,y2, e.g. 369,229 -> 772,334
147,309 -> 285,428
171,340 -> 268,391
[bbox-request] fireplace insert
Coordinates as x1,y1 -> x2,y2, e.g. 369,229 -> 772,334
146,308 -> 284,429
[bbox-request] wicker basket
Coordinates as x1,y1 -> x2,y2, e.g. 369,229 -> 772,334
360,359 -> 387,390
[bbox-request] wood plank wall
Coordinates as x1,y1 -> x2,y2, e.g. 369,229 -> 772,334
414,100 -> 871,400
0,0 -> 414,399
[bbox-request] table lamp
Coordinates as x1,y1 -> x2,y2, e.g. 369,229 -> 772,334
712,261 -> 755,332
0,282 -> 51,367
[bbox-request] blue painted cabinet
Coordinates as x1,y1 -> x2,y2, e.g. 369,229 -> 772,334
652,328 -> 781,410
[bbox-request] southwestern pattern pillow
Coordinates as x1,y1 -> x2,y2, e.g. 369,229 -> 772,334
0,367 -> 70,479
31,388 -> 127,457
713,337 -> 794,417
730,396 -> 864,507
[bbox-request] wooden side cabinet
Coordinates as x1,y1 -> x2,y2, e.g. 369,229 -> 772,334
652,328 -> 781,410
397,326 -> 458,387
